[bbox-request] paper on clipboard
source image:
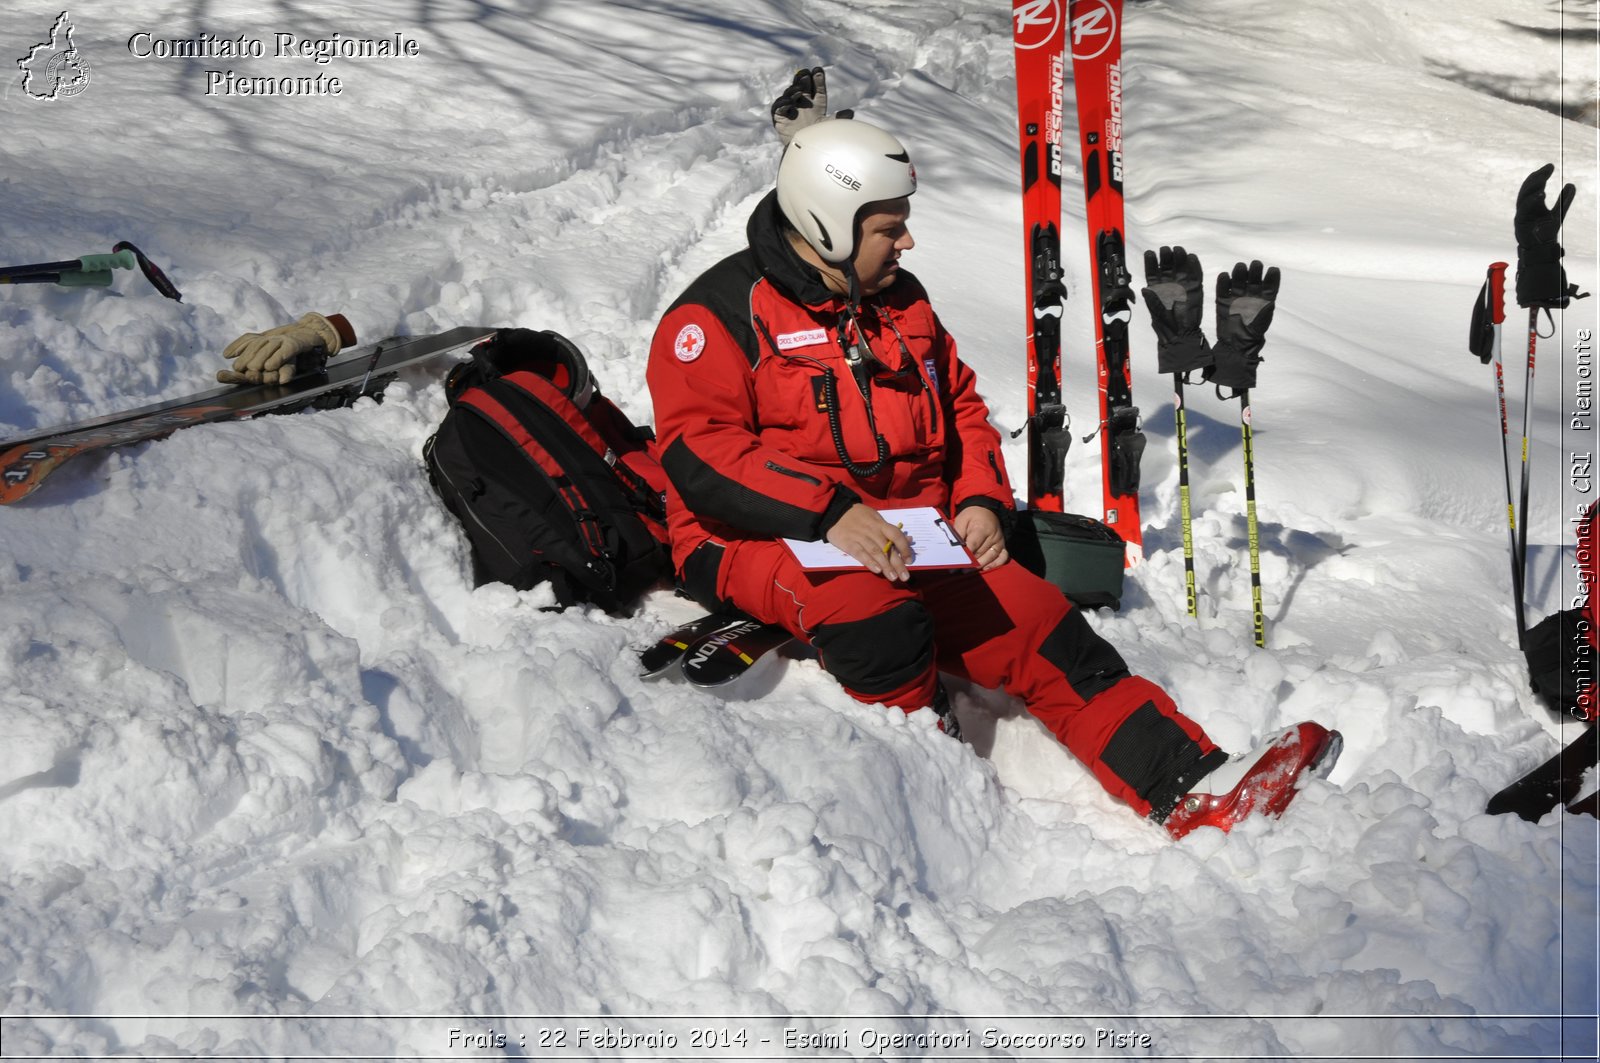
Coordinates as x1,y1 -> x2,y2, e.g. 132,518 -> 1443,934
782,506 -> 975,571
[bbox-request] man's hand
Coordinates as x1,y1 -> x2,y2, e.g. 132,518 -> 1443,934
954,506 -> 1008,572
825,503 -> 912,581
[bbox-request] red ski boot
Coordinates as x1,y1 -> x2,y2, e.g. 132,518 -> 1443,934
1163,721 -> 1342,840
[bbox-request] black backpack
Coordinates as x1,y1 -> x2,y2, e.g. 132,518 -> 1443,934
1523,500 -> 1599,722
1525,608 -> 1595,720
423,329 -> 671,613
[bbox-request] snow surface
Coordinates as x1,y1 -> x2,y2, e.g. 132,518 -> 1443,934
1,0 -> 1598,1058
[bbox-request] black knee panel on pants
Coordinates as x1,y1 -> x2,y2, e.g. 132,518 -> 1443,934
1100,700 -> 1229,821
812,600 -> 935,697
1036,607 -> 1131,701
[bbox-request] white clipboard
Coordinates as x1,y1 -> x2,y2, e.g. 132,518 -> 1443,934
782,506 -> 975,571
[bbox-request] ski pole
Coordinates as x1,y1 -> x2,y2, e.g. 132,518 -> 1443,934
0,269 -> 116,288
1138,245 -> 1211,618
1174,373 -> 1198,618
1469,262 -> 1525,646
1210,259 -> 1278,648
0,242 -> 181,301
1507,163 -> 1590,638
0,248 -> 136,282
1239,388 -> 1265,647
1516,304 -> 1538,636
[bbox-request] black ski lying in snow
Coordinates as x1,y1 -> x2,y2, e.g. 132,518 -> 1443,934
638,612 -> 794,687
637,612 -> 749,678
0,326 -> 495,504
1486,725 -> 1598,822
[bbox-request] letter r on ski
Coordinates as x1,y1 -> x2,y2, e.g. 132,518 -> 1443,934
1072,8 -> 1109,47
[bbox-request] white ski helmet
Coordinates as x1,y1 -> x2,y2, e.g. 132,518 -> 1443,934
776,119 -> 917,265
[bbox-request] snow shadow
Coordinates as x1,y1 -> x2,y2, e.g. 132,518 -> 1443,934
1141,394 -> 1287,516
0,751 -> 81,804
1429,59 -> 1599,124
1427,12 -> 1600,124
1223,514 -> 1351,627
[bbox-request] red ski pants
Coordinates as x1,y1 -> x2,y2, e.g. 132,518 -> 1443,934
715,540 -> 1223,817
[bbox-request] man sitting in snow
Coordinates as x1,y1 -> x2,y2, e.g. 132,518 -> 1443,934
643,69 -> 1342,838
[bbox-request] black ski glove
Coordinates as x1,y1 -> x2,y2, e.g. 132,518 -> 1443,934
771,67 -> 853,148
1139,245 -> 1213,376
1207,260 -> 1280,392
1515,163 -> 1587,309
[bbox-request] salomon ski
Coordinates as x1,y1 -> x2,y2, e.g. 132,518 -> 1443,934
638,611 -> 752,678
1011,0 -> 1071,512
679,616 -> 795,688
0,326 -> 493,504
1068,0 -> 1144,559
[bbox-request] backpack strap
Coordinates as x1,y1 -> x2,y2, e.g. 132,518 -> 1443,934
455,387 -> 609,562
500,370 -> 667,525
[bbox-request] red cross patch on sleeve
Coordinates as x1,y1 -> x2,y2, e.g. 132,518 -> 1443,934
674,323 -> 706,363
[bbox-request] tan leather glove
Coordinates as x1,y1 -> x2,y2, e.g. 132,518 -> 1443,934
216,312 -> 357,385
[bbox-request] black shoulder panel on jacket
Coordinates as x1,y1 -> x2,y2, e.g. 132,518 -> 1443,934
666,249 -> 762,370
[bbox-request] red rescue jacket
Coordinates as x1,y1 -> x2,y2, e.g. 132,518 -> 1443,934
647,191 -> 1014,594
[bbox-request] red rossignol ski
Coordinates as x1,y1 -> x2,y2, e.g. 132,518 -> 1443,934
1068,0 -> 1145,561
1011,0 -> 1071,512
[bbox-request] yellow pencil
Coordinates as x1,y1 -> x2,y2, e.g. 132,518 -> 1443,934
882,522 -> 905,557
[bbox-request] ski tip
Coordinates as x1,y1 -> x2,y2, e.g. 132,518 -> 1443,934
0,444 -> 57,505
636,650 -> 686,680
0,482 -> 42,506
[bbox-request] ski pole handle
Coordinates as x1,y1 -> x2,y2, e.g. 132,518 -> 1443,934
1469,261 -> 1510,364
77,249 -> 138,274
55,269 -> 114,288
1487,261 -> 1507,325
1,245 -> 180,300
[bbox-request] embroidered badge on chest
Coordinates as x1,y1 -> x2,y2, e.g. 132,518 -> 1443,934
810,376 -> 831,412
674,323 -> 707,362
775,328 -> 829,352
